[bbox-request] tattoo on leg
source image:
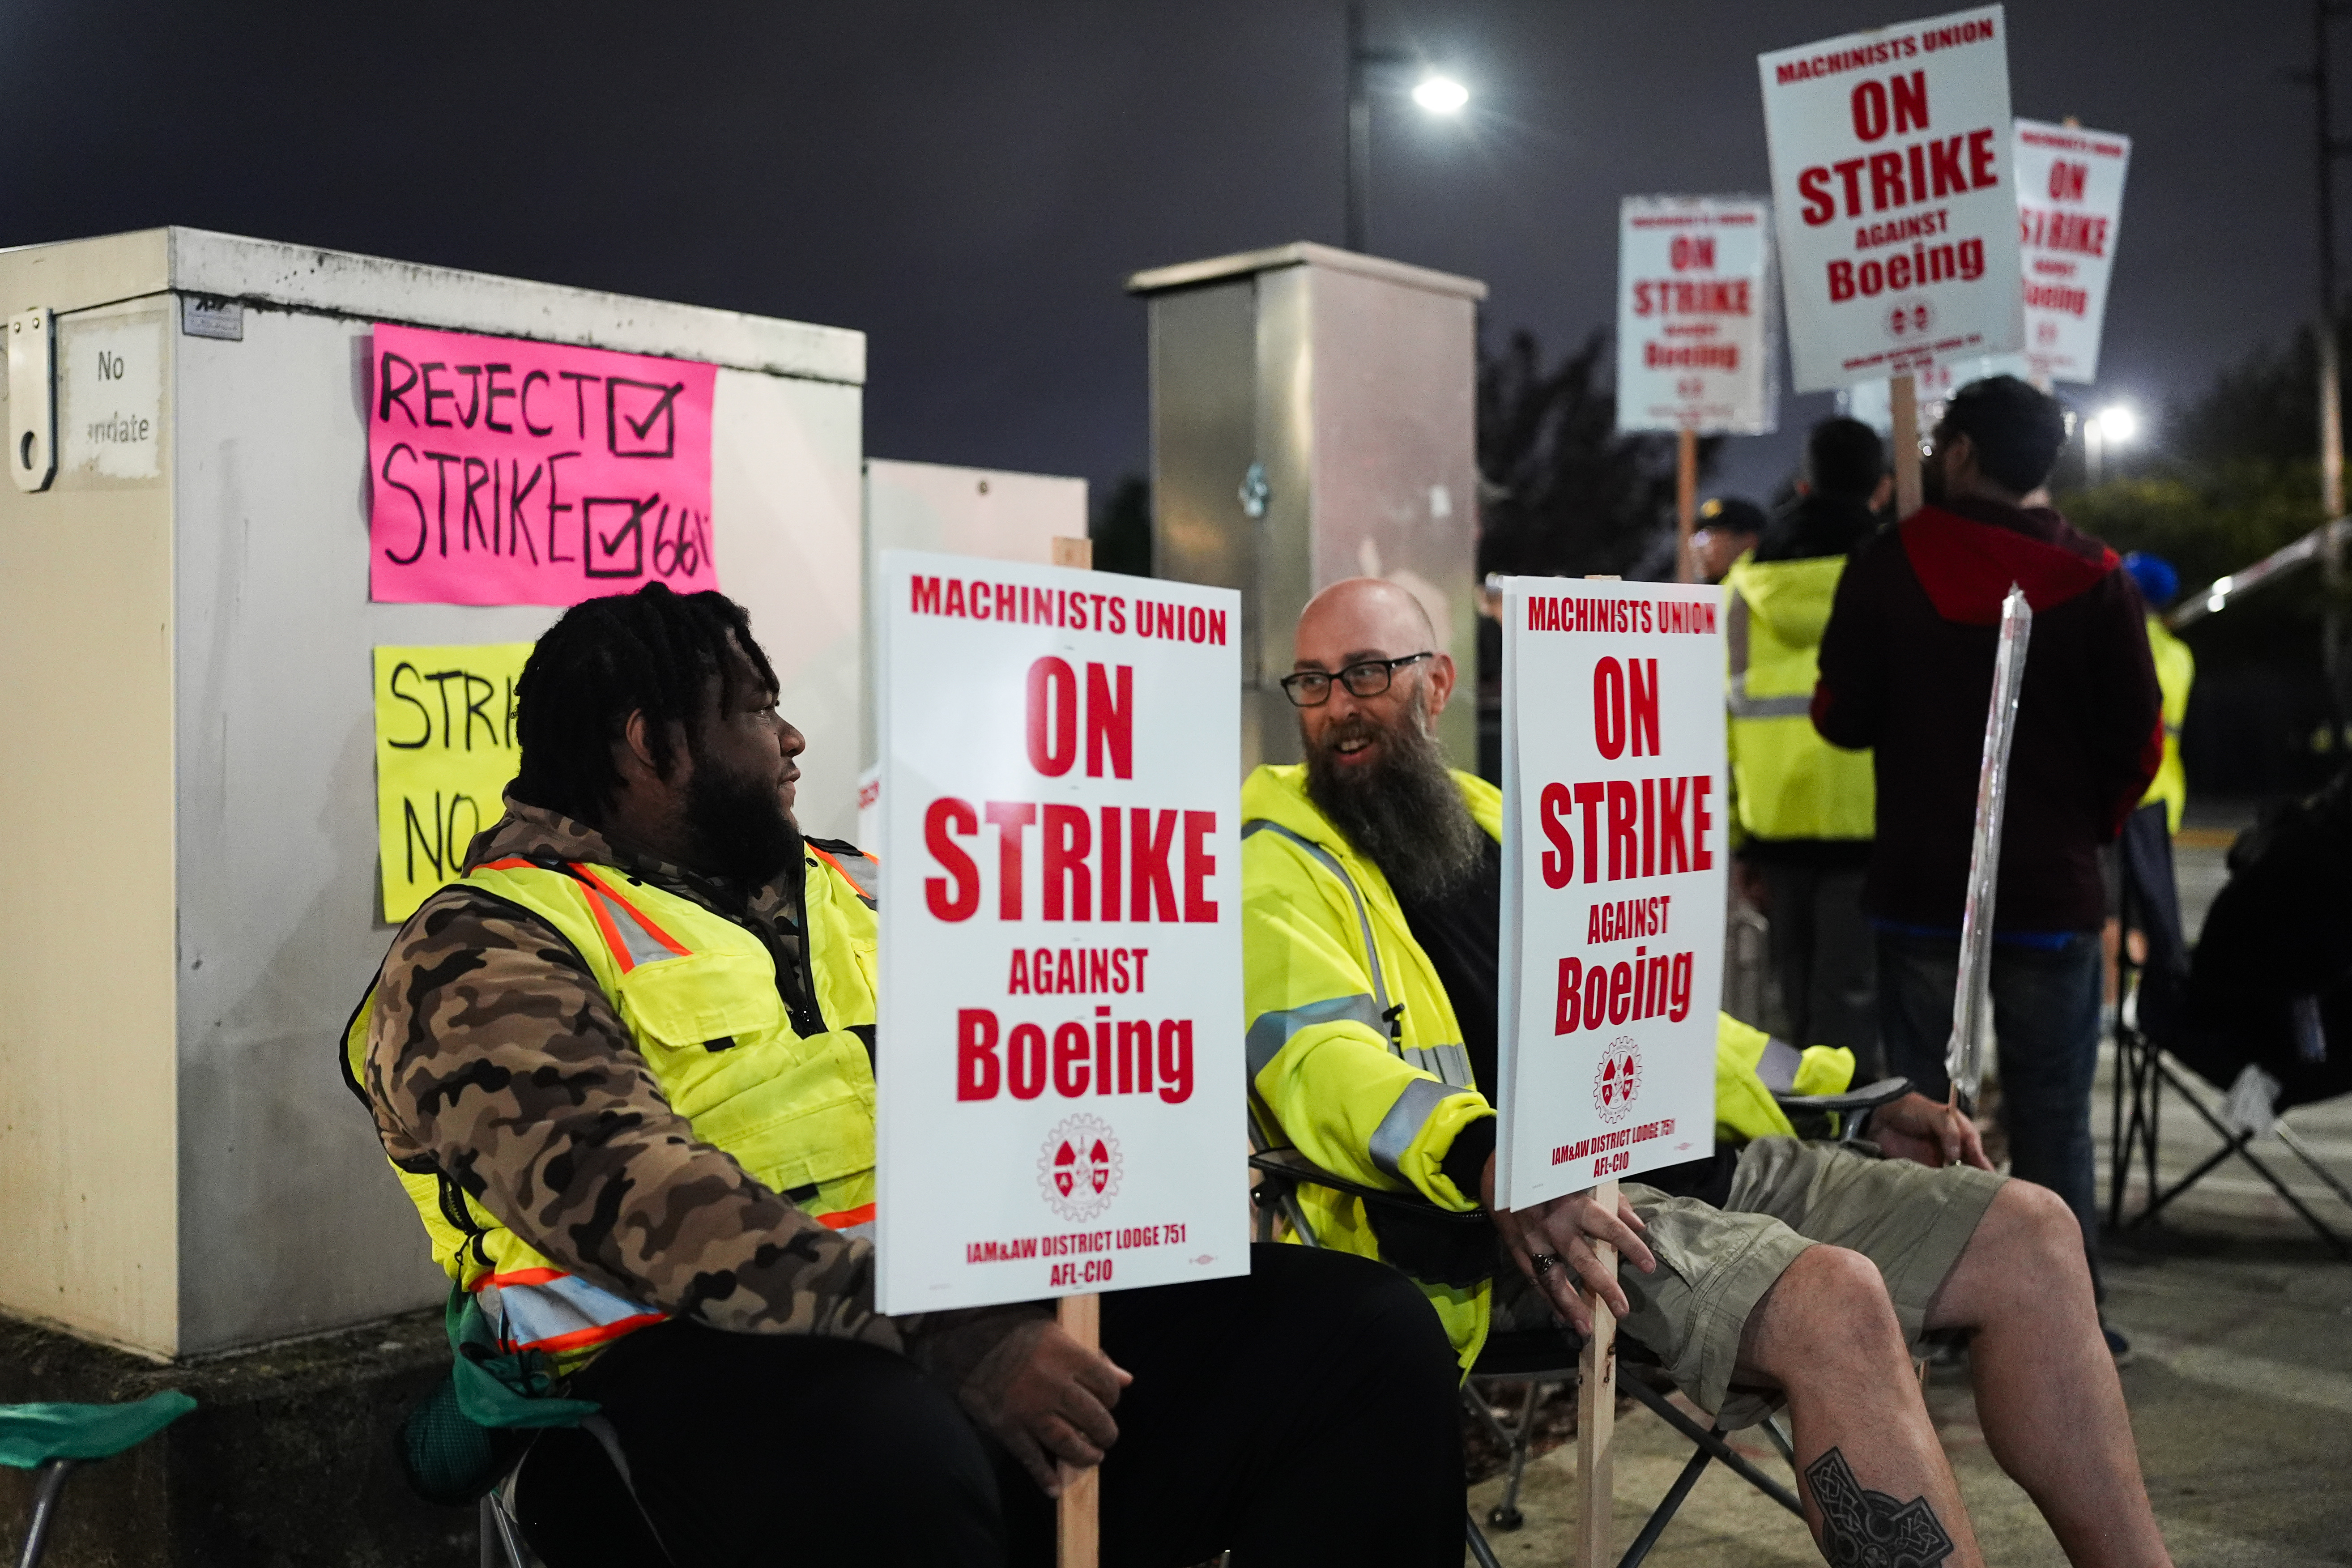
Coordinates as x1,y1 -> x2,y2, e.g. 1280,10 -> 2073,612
1802,1446 -> 1956,1568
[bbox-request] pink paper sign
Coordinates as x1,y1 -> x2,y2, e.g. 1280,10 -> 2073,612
368,324 -> 720,605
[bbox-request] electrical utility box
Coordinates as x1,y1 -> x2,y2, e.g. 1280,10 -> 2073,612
1127,243 -> 1485,772
0,228 -> 865,1358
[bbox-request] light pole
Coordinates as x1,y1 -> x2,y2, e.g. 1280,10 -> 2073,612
1344,3 -> 1468,253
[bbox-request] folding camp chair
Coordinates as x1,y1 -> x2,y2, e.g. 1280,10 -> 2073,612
1250,1072 -> 1912,1568
0,1391 -> 195,1568
2109,801 -> 2352,1258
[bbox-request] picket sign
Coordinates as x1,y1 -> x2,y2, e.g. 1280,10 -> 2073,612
873,538 -> 1247,1568
1496,575 -> 1729,1564
1612,195 -> 1781,580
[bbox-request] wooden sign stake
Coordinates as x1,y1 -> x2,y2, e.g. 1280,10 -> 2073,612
1057,1291 -> 1103,1568
1573,1176 -> 1621,1568
1890,372 -> 1923,518
1050,531 -> 1100,1568
1674,428 -> 1699,583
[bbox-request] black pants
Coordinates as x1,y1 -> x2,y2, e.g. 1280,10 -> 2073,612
514,1244 -> 1464,1567
1759,861 -> 1882,1077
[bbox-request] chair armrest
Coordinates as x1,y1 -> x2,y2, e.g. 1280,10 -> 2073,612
1247,1148 -> 1489,1227
1774,1076 -> 1912,1118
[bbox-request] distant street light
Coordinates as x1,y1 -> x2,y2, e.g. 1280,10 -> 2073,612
2085,402 -> 2138,485
1412,75 -> 1470,114
1345,3 -> 1470,252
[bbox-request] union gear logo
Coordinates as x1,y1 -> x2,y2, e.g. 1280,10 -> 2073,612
1594,1036 -> 1642,1125
1039,1114 -> 1123,1222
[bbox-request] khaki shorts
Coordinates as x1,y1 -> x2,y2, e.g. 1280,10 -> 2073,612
1498,1139 -> 2004,1429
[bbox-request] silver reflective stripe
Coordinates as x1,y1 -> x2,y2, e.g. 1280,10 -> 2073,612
828,1221 -> 876,1244
1756,1035 -> 1805,1094
595,891 -> 682,970
1242,820 -> 1392,1022
1726,679 -> 1815,720
1402,1043 -> 1475,1089
1368,1076 -> 1456,1178
486,1274 -> 659,1350
1247,993 -> 1388,1078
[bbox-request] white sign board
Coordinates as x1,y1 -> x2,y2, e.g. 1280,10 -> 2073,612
1615,196 -> 1779,436
2014,119 -> 2130,385
875,550 -> 1247,1312
1495,581 -> 1727,1210
1759,6 -> 2022,392
1841,350 -> 2030,436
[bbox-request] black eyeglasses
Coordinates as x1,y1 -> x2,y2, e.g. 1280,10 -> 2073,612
1279,652 -> 1434,707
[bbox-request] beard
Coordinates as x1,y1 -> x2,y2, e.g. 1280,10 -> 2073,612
685,751 -> 803,886
1302,684 -> 1486,902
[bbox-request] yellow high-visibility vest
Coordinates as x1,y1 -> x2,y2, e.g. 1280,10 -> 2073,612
1240,764 -> 1853,1371
2140,613 -> 2195,835
1723,553 -> 1876,843
344,846 -> 880,1363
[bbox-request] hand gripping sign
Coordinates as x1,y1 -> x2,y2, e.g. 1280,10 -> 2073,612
1494,580 -> 1727,1211
875,550 -> 1246,1312
1758,6 -> 2022,392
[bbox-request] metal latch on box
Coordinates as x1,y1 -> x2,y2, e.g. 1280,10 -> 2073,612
9,307 -> 55,493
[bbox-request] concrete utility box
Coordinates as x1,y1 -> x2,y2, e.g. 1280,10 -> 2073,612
1127,242 -> 1485,771
0,228 -> 865,1359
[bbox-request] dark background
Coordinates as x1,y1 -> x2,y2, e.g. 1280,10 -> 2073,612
2,1 -> 2333,510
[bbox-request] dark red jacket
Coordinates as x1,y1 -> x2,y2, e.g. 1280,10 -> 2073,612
1813,497 -> 2163,933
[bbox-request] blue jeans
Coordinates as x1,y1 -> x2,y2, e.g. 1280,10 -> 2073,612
1878,929 -> 2105,1294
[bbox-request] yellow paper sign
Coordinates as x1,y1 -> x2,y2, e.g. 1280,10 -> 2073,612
374,643 -> 533,921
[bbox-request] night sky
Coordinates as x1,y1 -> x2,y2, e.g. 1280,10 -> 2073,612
3,1 -> 2332,512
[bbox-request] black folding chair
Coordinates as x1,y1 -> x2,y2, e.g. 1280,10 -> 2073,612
2109,801 -> 2352,1258
1250,1072 -> 1911,1568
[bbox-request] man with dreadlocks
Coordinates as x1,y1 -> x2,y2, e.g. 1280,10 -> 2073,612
1241,578 -> 2176,1568
344,583 -> 1465,1567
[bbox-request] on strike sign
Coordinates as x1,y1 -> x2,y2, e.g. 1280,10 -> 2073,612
875,550 -> 1246,1312
369,324 -> 718,605
1494,582 -> 1726,1210
1615,196 -> 1778,437
2014,119 -> 2130,385
1759,6 -> 2021,392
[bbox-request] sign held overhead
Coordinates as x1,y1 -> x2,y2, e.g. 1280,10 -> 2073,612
2013,119 -> 2130,385
1615,196 -> 1779,437
1758,6 -> 2022,392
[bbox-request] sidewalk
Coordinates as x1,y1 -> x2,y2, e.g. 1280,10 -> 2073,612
1468,806 -> 2352,1564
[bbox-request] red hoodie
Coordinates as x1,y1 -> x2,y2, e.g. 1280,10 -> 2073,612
1813,496 -> 2163,933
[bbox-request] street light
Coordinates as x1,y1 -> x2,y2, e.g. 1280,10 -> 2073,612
2085,402 -> 2137,485
1411,74 -> 1469,114
1345,3 -> 1469,252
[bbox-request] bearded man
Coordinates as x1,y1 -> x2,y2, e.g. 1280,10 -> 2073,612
347,583 -> 1467,1567
1239,577 -> 2175,1568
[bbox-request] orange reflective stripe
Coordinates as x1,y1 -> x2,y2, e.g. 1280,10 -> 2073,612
571,865 -> 692,957
477,1267 -> 567,1288
809,845 -> 874,903
578,884 -> 639,975
816,1202 -> 877,1230
518,1312 -> 668,1356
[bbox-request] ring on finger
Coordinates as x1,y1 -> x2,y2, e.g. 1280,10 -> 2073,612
1530,1252 -> 1561,1276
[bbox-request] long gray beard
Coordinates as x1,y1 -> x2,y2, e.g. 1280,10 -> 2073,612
1304,696 -> 1486,902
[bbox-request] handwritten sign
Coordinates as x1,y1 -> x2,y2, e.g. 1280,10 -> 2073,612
1495,581 -> 1726,1209
874,551 -> 1247,1312
374,643 -> 531,921
368,324 -> 718,605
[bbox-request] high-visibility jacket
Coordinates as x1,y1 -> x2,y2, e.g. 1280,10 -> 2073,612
1240,764 -> 1854,1370
2139,613 -> 2195,835
343,847 -> 882,1363
1723,552 -> 1875,844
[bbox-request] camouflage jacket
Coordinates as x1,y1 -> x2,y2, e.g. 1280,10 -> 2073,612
361,798 -> 1043,1373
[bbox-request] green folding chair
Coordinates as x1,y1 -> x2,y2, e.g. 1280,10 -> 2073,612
0,1391 -> 196,1568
